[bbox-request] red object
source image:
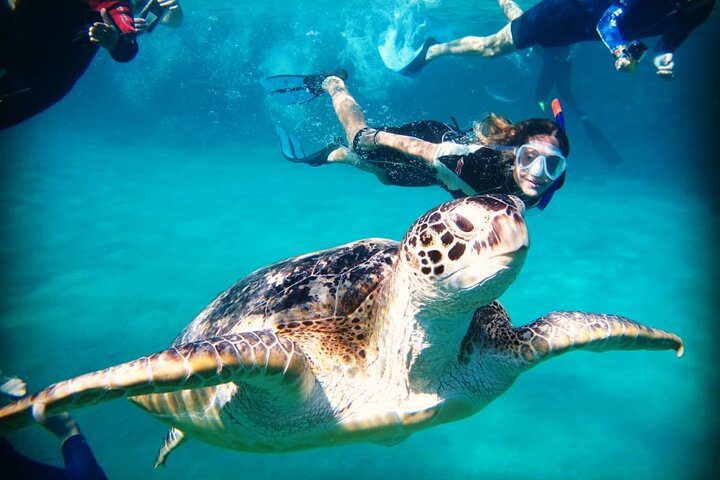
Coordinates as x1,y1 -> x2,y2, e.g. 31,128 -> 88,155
87,0 -> 136,35
551,98 -> 563,118
455,158 -> 464,175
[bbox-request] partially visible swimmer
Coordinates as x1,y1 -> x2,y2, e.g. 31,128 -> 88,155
535,46 -> 624,167
132,0 -> 182,35
0,374 -> 107,479
395,0 -> 715,78
264,71 -> 569,210
0,0 -> 138,130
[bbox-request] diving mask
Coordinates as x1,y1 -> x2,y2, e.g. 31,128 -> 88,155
514,141 -> 566,181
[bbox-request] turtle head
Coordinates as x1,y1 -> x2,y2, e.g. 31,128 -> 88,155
399,195 -> 529,315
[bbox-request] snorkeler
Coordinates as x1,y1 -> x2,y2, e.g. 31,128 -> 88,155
395,0 -> 715,77
132,0 -> 182,34
535,46 -> 623,166
264,71 -> 569,210
0,0 -> 138,130
0,374 -> 107,479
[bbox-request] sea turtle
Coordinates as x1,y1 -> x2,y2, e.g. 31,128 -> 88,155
0,194 -> 683,466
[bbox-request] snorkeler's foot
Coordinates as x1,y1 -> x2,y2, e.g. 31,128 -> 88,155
398,38 -> 438,76
327,146 -> 351,163
276,126 -> 341,166
304,69 -> 349,96
261,69 -> 348,105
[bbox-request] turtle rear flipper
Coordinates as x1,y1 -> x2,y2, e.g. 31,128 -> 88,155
154,427 -> 185,468
0,331 -> 315,436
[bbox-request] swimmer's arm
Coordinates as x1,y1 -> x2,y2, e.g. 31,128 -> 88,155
96,3 -> 139,63
596,3 -> 630,55
373,131 -> 438,164
158,0 -> 183,28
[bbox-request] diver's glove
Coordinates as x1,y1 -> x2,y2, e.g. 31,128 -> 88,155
653,52 -> 674,79
612,41 -> 647,72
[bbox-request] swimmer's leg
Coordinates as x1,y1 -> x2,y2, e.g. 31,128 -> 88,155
425,23 -> 516,64
499,0 -> 523,21
321,77 -> 438,163
326,147 -> 393,185
321,76 -> 368,147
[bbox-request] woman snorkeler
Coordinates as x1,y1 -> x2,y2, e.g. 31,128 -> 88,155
265,71 -> 569,209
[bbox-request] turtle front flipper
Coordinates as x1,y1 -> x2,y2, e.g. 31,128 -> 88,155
0,331 -> 315,436
480,310 -> 684,368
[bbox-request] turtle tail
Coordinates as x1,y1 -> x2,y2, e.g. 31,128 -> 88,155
0,331 -> 311,436
507,312 -> 683,368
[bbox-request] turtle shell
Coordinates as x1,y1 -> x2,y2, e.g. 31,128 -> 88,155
172,239 -> 398,365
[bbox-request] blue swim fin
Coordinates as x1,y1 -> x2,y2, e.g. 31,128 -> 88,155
261,69 -> 348,105
398,38 -> 438,76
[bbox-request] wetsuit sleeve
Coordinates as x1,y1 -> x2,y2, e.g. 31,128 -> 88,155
596,2 -> 630,53
435,146 -> 511,197
433,143 -> 475,195
0,438 -> 67,480
61,434 -> 108,480
100,1 -> 139,62
655,1 -> 715,53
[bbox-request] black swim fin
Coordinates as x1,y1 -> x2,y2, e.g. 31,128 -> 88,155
261,69 -> 348,105
398,38 -> 438,76
581,117 -> 623,168
276,126 -> 340,166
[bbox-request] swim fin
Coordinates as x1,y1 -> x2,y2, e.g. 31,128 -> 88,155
581,117 -> 622,167
276,126 -> 340,166
398,38 -> 438,76
261,69 -> 348,105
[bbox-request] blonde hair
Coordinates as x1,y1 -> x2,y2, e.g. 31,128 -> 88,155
471,113 -> 570,157
472,113 -> 521,146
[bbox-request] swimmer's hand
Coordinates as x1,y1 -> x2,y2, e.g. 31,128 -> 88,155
89,8 -> 119,51
159,0 -> 180,10
159,0 -> 183,27
0,375 -> 27,398
40,413 -> 81,445
355,128 -> 381,152
653,53 -> 674,79
134,16 -> 149,35
612,47 -> 638,72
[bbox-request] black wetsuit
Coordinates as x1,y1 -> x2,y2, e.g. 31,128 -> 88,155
511,0 -> 715,51
0,0 -> 138,130
0,436 -> 107,480
354,120 -> 529,203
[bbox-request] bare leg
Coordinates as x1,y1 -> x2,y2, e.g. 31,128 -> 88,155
319,80 -> 397,184
426,23 -> 516,63
326,147 -> 393,184
499,0 -> 523,21
321,76 -> 368,146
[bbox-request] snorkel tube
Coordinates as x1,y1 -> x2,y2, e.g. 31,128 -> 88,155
536,98 -> 567,211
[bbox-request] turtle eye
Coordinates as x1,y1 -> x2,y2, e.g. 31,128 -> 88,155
450,213 -> 475,234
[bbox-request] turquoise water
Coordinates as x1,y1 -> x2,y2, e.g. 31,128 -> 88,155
1,1 -> 718,478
